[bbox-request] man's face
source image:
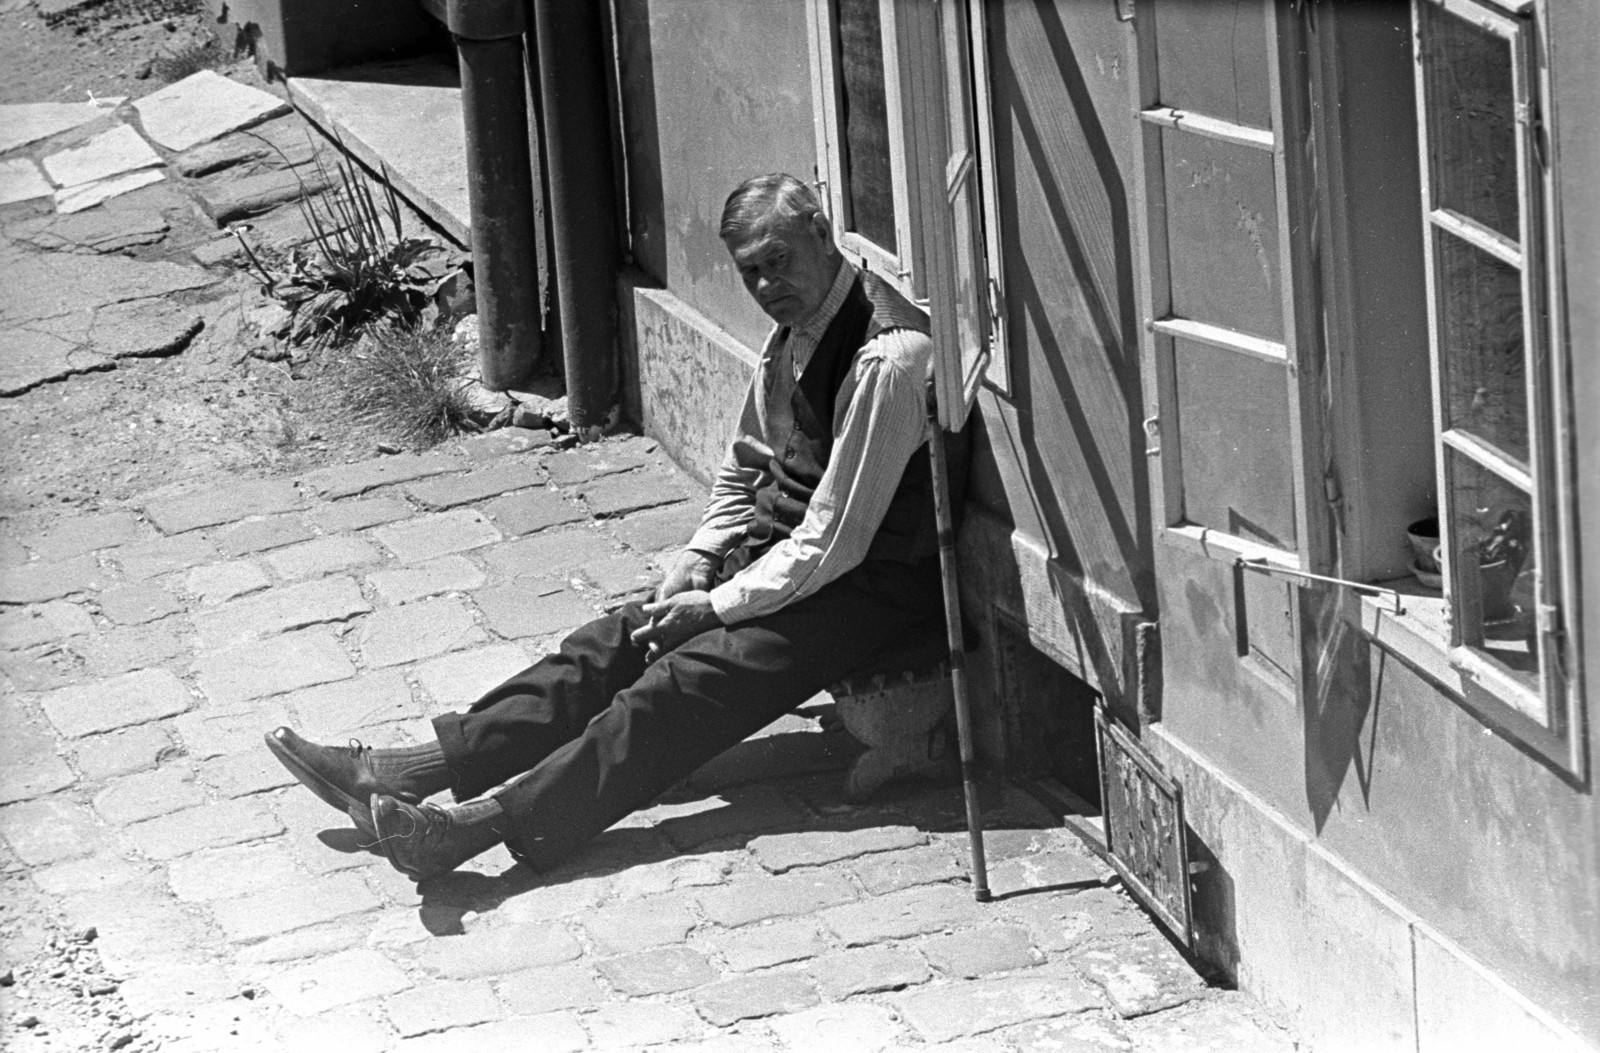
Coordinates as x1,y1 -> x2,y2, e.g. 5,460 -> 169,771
725,208 -> 840,327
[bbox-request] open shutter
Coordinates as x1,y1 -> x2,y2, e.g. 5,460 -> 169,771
903,0 -> 991,430
1130,0 -> 1331,575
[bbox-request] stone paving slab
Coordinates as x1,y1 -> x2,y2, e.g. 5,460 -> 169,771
194,575 -> 369,651
0,156 -> 52,206
193,628 -> 356,705
133,70 -> 291,153
18,510 -> 151,561
55,168 -> 167,215
7,207 -> 170,254
0,327 -> 109,398
404,460 -> 547,510
0,721 -> 76,805
196,164 -> 335,225
287,59 -> 470,244
0,252 -> 218,326
42,123 -> 163,188
0,98 -> 125,154
145,477 -> 307,535
299,452 -> 463,500
0,600 -> 94,650
373,508 -> 502,564
0,433 -> 1293,1052
39,667 -> 193,738
368,555 -> 486,605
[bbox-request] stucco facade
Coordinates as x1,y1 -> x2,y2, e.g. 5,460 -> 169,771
607,2 -> 1600,1048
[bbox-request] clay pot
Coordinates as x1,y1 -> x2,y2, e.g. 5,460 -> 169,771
1407,517 -> 1441,573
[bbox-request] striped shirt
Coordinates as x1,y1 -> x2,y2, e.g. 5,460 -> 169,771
688,259 -> 933,624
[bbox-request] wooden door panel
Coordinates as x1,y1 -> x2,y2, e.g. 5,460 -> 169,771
1161,130 -> 1284,341
1151,0 -> 1273,129
1173,338 -> 1296,548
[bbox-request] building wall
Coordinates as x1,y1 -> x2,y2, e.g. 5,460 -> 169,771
612,0 -> 816,478
613,0 -> 816,355
1147,2 -> 1600,1044
609,0 -> 1600,1043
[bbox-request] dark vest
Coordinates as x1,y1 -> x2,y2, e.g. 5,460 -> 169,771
748,271 -> 970,564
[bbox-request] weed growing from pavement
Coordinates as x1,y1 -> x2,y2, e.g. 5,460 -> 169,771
330,323 -> 477,447
237,142 -> 466,350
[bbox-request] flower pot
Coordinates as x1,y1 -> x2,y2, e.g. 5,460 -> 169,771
1407,516 -> 1440,573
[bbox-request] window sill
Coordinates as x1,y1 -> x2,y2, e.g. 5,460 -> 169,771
1359,577 -> 1580,777
1358,579 -> 1463,698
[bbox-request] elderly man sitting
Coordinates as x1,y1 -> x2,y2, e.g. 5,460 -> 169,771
266,173 -> 961,880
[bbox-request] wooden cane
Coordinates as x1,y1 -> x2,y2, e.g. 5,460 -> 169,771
925,392 -> 990,902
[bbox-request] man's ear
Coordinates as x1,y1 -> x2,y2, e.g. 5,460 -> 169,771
809,211 -> 836,253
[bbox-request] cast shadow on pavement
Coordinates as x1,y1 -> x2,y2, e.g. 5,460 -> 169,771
292,726 -> 1107,938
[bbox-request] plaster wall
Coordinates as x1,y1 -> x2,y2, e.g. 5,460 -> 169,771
1152,2 -> 1600,1041
608,0 -> 1600,1036
1153,727 -> 1594,1053
619,275 -> 758,487
613,0 -> 816,355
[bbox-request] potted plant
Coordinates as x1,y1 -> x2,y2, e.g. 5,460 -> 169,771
1476,508 -> 1530,622
1408,516 -> 1442,588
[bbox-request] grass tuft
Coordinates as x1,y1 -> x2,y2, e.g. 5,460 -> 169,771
152,39 -> 230,83
331,323 -> 476,447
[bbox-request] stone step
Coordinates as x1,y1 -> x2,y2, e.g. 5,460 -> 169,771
286,57 -> 471,246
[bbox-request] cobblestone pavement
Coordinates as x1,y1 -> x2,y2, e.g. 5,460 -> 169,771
0,435 -> 1299,1052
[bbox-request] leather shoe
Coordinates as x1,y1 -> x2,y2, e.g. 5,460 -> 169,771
369,795 -> 503,881
264,727 -> 417,833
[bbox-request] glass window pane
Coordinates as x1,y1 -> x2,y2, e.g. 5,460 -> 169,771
1162,129 -> 1283,342
1436,232 -> 1528,463
1174,337 -> 1296,549
1418,1 -> 1520,241
1153,0 -> 1272,130
836,0 -> 897,253
1446,451 -> 1540,704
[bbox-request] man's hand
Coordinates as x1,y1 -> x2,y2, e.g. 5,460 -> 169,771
630,590 -> 722,661
656,550 -> 718,603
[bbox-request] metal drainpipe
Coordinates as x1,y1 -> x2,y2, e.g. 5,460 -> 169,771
419,0 -> 542,390
531,0 -> 620,434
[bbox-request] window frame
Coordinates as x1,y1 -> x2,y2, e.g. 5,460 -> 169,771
806,0 -> 1007,422
967,0 -> 1010,396
1411,0 -> 1584,775
806,0 -> 923,299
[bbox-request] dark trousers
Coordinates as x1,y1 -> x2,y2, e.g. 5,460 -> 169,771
431,556 -> 945,871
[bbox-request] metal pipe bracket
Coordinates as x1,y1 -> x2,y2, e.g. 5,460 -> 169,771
416,0 -> 526,41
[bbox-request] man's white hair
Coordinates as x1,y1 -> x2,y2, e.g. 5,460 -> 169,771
719,173 -> 825,241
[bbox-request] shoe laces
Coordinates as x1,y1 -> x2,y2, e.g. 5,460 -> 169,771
382,800 -> 453,848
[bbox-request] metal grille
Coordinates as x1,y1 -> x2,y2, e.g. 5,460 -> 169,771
1095,710 -> 1193,947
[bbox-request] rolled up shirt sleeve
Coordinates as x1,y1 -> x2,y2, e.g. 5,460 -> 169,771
685,335 -> 776,562
708,327 -> 931,624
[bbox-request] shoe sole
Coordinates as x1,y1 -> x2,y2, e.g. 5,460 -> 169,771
264,732 -> 376,835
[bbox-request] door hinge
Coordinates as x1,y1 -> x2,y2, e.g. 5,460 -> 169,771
1323,473 -> 1342,506
1537,604 -> 1562,636
1143,414 -> 1161,456
1114,0 -> 1136,22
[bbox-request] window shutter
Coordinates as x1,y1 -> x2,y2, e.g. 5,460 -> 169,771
904,0 -> 992,430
